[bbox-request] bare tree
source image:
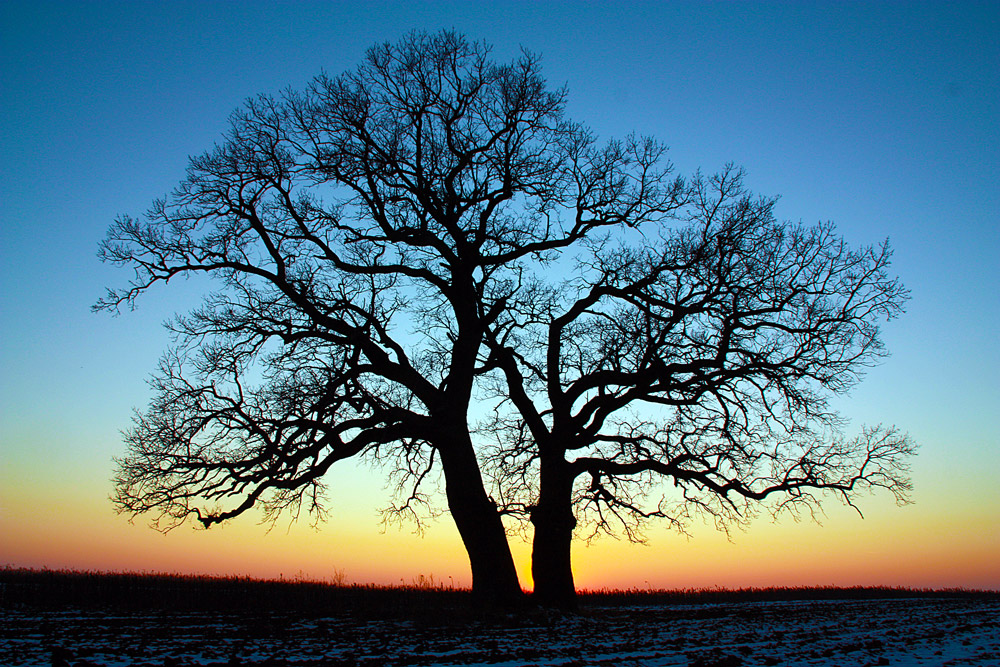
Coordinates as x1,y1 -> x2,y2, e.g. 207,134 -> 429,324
485,166 -> 914,608
98,31 -> 683,606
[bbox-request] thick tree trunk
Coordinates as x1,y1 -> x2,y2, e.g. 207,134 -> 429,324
530,454 -> 578,609
437,437 -> 524,608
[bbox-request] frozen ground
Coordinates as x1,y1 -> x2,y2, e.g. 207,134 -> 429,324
2,597 -> 998,666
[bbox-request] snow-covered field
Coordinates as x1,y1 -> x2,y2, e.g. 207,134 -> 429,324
2,597 -> 998,666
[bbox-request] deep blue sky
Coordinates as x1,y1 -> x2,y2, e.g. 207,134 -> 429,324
2,1 -> 997,582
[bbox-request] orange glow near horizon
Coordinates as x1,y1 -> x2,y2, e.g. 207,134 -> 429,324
2,461 -> 998,592
3,432 -> 998,592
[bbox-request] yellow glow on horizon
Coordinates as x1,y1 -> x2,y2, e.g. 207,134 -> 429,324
569,500 -> 1000,591
2,452 -> 997,591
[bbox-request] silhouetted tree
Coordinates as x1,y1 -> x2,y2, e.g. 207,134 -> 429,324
98,31 -> 683,606
484,166 -> 913,608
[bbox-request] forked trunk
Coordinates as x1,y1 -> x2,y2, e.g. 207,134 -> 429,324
438,438 -> 524,608
530,455 -> 578,609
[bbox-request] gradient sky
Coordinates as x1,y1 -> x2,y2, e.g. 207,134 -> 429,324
1,1 -> 997,591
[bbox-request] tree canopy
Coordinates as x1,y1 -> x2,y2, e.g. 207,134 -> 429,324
99,30 -> 913,609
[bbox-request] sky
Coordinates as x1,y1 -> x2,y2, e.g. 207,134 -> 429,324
1,1 -> 997,591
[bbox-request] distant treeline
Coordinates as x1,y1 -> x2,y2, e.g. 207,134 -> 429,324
2,566 -> 996,615
579,585 -> 1000,606
0,567 -> 470,616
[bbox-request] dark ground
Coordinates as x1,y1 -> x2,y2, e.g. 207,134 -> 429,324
2,569 -> 998,666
